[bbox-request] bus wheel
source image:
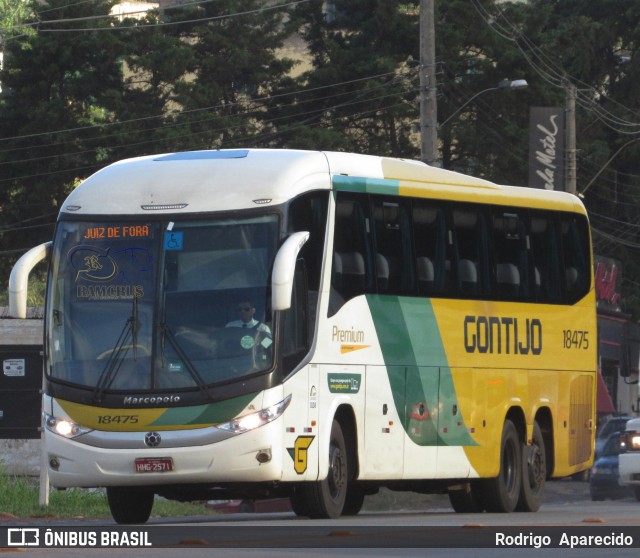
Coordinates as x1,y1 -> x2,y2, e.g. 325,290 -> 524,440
290,489 -> 309,517
481,419 -> 522,513
342,486 -> 366,516
516,422 -> 546,512
448,483 -> 484,513
302,420 -> 348,519
106,487 -> 154,524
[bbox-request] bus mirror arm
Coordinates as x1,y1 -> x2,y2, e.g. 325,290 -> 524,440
9,241 -> 52,319
272,231 -> 310,311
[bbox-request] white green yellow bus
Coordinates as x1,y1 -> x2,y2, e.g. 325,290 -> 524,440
9,149 -> 597,523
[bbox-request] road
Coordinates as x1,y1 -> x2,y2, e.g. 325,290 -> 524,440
3,479 -> 640,557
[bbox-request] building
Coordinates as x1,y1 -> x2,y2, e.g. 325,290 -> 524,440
595,256 -> 640,419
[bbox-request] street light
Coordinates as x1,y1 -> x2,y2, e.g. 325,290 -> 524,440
439,79 -> 528,129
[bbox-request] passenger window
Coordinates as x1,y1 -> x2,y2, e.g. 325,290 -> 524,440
372,198 -> 414,294
452,207 -> 490,297
560,215 -> 590,302
492,211 -> 530,299
529,214 -> 561,302
330,194 -> 374,315
412,202 -> 450,296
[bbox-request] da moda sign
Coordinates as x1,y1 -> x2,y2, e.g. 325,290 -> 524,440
528,107 -> 565,190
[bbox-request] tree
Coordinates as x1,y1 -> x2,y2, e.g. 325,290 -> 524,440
276,0 -> 420,156
0,0 -> 36,43
0,0 -> 126,277
504,0 -> 640,318
164,0 -> 297,151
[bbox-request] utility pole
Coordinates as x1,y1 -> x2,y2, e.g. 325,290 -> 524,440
565,80 -> 577,195
420,0 -> 438,165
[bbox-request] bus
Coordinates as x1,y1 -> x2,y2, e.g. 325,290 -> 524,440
9,149 -> 597,523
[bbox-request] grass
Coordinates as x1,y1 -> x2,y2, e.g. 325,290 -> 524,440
0,460 -> 450,519
0,475 -> 446,519
0,469 -> 218,520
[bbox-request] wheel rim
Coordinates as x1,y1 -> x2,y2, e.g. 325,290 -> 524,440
527,444 -> 545,490
327,441 -> 347,501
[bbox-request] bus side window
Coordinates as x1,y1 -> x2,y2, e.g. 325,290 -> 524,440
530,214 -> 561,302
452,207 -> 490,297
412,202 -> 449,296
288,191 -> 329,329
560,215 -> 590,303
372,198 -> 414,295
492,211 -> 530,299
330,195 -> 373,315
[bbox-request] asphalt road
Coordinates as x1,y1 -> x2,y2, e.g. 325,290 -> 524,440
3,479 -> 640,557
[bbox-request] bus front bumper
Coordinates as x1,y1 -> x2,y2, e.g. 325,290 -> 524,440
44,422 -> 284,488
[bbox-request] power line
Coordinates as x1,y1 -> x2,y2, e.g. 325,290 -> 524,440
37,0 -> 313,33
0,69 -> 401,147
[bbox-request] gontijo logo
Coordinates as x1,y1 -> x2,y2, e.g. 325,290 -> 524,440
463,315 -> 542,355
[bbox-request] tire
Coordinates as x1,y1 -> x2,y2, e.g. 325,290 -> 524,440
238,500 -> 254,513
290,489 -> 309,517
297,420 -> 349,519
516,422 -> 546,512
106,487 -> 154,524
342,485 -> 366,516
448,483 -> 484,513
480,419 -> 522,513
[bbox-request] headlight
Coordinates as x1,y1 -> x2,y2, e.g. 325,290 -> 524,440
218,395 -> 291,434
621,432 -> 640,452
44,413 -> 92,439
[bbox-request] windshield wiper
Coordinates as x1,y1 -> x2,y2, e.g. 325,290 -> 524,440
92,296 -> 139,404
160,322 -> 213,401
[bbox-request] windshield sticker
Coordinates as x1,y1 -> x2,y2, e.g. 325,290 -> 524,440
164,231 -> 184,250
240,336 -> 255,350
69,245 -> 153,301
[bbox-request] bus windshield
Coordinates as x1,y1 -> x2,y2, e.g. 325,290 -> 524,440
46,215 -> 279,394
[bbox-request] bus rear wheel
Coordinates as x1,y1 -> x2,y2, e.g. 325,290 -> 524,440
106,487 -> 154,524
297,420 -> 348,519
480,419 -> 522,513
516,421 -> 546,512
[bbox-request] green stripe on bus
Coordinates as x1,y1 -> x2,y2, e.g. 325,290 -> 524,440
367,295 -> 476,447
150,392 -> 258,427
332,175 -> 400,195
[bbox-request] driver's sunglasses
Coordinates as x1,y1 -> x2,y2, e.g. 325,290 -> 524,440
237,306 -> 252,312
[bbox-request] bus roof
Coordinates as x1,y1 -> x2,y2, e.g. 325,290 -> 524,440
60,149 -> 585,217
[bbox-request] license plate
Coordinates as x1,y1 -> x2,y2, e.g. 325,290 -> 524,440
134,457 -> 174,473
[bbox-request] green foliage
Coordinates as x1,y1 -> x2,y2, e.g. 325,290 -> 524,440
1,0 -> 640,317
0,0 -> 36,41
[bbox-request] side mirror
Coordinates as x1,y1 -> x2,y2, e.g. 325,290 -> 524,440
271,232 -> 309,311
8,241 -> 52,318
